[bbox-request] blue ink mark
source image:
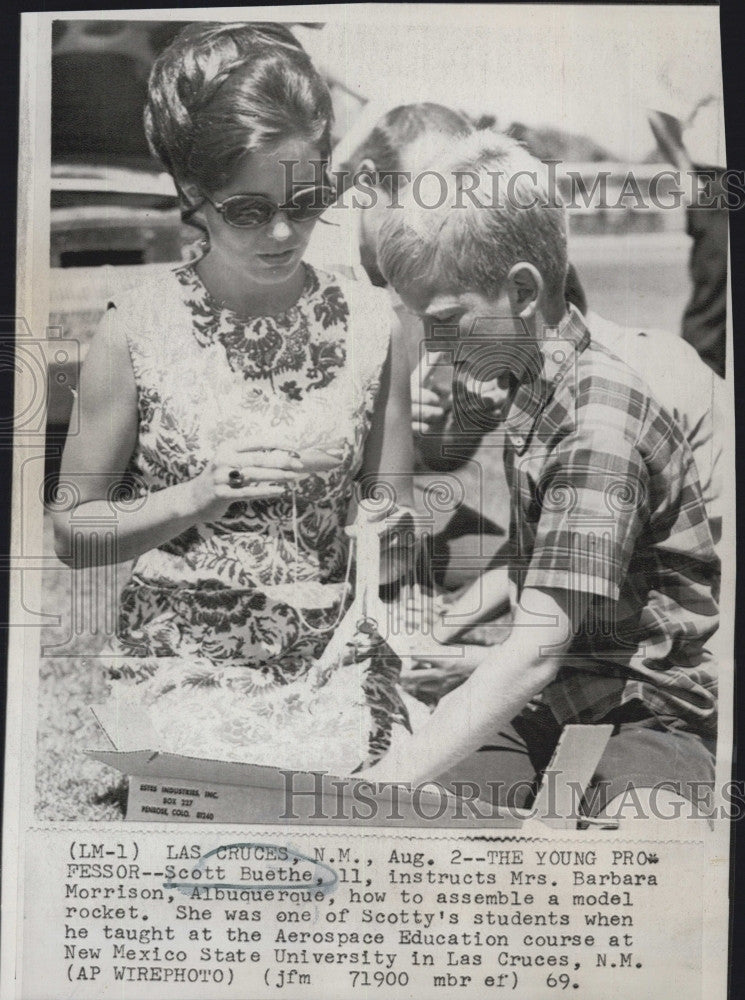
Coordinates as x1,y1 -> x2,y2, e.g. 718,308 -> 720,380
163,841 -> 338,898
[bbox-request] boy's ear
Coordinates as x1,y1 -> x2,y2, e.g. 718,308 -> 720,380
356,157 -> 377,185
506,263 -> 543,319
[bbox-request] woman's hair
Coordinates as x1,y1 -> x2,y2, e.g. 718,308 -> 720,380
144,22 -> 334,203
341,102 -> 472,188
377,130 -> 568,300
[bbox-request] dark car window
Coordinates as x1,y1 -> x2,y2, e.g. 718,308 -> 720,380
52,51 -> 155,168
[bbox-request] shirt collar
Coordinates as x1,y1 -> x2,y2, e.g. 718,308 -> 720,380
503,305 -> 591,455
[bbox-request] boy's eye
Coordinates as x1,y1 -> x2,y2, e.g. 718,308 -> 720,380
430,315 -> 461,332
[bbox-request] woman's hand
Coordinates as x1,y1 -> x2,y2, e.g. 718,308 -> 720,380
294,445 -> 346,472
185,445 -> 307,522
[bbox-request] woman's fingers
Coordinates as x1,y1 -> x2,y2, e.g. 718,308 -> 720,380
226,447 -> 345,474
293,448 -> 344,472
237,484 -> 288,499
215,482 -> 287,500
219,465 -> 302,483
231,444 -> 300,455
228,447 -> 304,470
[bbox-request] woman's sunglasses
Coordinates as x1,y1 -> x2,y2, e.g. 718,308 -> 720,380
199,185 -> 336,228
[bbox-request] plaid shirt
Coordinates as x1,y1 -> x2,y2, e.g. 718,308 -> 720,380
503,308 -> 719,735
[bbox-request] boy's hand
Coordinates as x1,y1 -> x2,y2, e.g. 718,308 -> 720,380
400,651 -> 483,702
410,365 -> 451,435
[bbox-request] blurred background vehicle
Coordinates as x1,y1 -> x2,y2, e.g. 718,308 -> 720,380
48,20 -> 187,456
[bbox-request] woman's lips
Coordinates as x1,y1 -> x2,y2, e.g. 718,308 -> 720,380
257,248 -> 297,263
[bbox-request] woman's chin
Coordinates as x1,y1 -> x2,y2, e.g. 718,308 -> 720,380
252,247 -> 304,277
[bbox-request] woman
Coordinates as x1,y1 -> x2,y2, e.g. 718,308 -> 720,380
53,22 -> 416,775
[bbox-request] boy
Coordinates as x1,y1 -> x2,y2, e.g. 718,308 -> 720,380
308,105 -> 588,596
359,131 -> 720,821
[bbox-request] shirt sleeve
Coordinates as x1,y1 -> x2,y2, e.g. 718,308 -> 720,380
522,425 -> 649,601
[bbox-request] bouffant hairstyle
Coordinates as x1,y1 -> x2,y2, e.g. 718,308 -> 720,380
144,22 -> 334,205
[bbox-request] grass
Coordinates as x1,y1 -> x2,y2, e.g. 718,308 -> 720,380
36,516 -> 131,821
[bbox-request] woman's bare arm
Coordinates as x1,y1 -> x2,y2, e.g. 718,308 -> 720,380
52,308 -> 299,567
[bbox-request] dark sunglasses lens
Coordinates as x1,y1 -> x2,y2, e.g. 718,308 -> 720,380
223,197 -> 275,227
287,187 -> 336,221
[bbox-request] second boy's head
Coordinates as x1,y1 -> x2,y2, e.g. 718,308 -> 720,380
341,102 -> 473,284
377,130 -> 569,348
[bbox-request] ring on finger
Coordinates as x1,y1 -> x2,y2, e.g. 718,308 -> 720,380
228,468 -> 246,489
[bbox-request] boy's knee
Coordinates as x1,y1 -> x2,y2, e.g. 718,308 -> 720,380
592,784 -> 715,831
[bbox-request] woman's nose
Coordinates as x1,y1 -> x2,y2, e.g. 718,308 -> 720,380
269,214 -> 293,241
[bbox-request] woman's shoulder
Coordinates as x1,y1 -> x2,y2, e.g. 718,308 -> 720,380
103,264 -> 188,321
92,266 -> 194,369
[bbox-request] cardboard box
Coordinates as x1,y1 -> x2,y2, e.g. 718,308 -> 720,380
87,698 -> 611,829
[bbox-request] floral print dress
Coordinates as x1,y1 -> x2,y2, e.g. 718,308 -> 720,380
104,262 -> 416,772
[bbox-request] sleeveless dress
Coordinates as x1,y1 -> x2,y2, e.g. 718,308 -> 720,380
104,261 -> 419,774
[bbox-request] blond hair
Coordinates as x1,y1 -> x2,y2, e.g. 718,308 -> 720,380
377,130 -> 568,299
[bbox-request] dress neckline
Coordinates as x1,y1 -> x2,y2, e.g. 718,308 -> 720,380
182,260 -> 315,325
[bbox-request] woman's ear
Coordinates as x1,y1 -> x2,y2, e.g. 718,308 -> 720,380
179,180 -> 202,211
506,263 -> 543,319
